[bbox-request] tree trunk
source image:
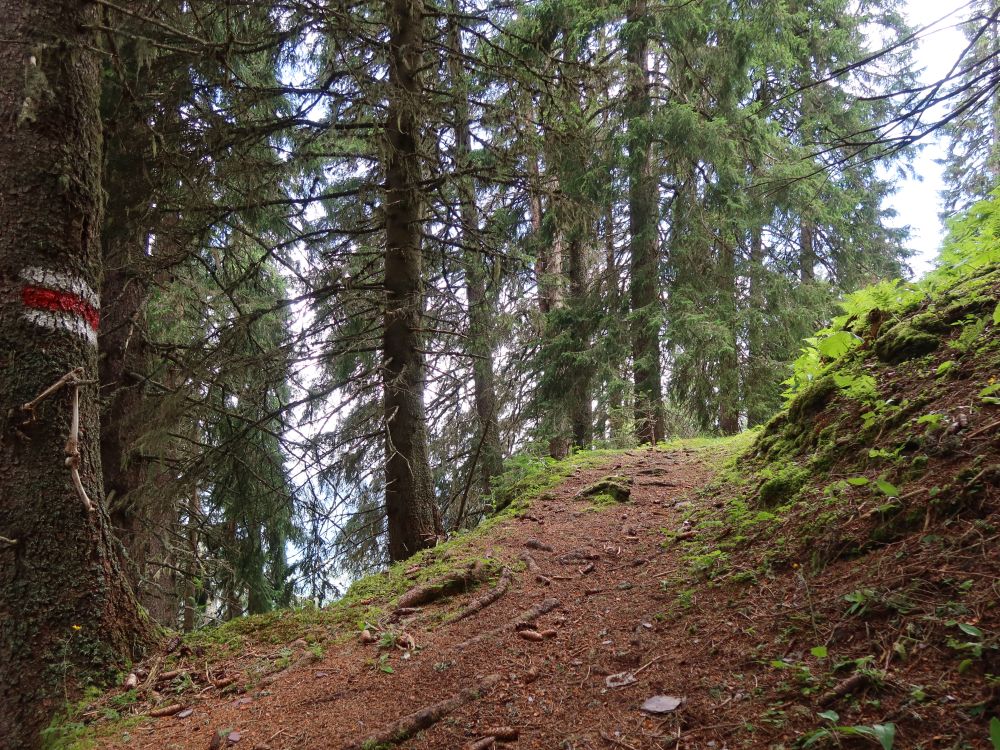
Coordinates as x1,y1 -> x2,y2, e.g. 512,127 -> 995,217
383,0 -> 443,561
717,241 -> 741,435
447,6 -> 503,498
745,225 -> 771,427
604,207 -> 628,443
567,234 -> 593,448
799,220 -> 816,283
0,3 -> 151,745
183,485 -> 200,632
625,0 -> 665,445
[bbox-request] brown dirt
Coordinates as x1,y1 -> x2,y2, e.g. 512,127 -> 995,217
84,436 -> 998,750
89,448 -> 722,749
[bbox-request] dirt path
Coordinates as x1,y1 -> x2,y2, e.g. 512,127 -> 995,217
104,447 -> 719,750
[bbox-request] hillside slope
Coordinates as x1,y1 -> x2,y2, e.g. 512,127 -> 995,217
54,262 -> 1000,749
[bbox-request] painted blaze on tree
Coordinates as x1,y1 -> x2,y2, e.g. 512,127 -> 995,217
0,1 -> 151,746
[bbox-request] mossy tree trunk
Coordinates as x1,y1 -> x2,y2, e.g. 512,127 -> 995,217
0,2 -> 152,746
382,0 -> 443,560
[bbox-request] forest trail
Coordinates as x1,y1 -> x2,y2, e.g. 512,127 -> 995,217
102,446 -> 727,750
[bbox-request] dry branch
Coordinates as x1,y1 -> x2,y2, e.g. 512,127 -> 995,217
341,674 -> 501,750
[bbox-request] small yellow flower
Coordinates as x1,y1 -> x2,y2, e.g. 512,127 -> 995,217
71,624 -> 82,631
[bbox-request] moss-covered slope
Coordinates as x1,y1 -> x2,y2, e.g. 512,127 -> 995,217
668,256 -> 1000,746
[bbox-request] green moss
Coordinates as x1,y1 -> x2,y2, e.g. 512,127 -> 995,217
757,463 -> 809,508
874,322 -> 940,364
908,311 -> 951,335
788,376 -> 838,424
579,475 -> 631,503
587,492 -> 620,508
490,449 -> 621,514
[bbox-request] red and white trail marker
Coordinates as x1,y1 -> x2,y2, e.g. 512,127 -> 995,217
20,267 -> 100,346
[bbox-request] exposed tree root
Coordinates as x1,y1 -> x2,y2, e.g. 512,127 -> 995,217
520,552 -> 551,585
395,562 -> 486,610
445,567 -> 512,624
341,674 -> 501,750
456,598 -> 560,650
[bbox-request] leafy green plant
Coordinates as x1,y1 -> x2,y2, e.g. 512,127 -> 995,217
915,413 -> 943,428
801,713 -> 895,749
946,621 -> 996,672
981,382 -> 1000,405
874,478 -> 900,497
375,653 -> 393,674
949,316 -> 986,352
844,588 -> 877,616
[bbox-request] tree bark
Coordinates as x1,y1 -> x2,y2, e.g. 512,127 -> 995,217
383,0 -> 443,561
99,94 -> 185,622
183,485 -> 200,632
625,0 -> 665,445
745,225 -> 771,427
567,233 -> 593,448
717,241 -> 740,435
0,2 -> 152,745
447,6 -> 504,499
799,220 -> 816,283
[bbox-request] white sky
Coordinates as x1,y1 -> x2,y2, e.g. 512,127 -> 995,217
888,0 -> 971,277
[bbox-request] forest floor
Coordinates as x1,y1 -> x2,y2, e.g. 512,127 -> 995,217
80,443 -> 732,749
65,427 -> 999,749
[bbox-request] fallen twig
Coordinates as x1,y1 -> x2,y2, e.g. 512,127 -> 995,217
967,417 -> 1000,439
599,730 -> 639,750
341,674 -> 501,750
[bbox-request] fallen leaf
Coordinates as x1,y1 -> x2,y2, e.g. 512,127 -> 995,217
605,672 -> 637,688
640,695 -> 683,714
